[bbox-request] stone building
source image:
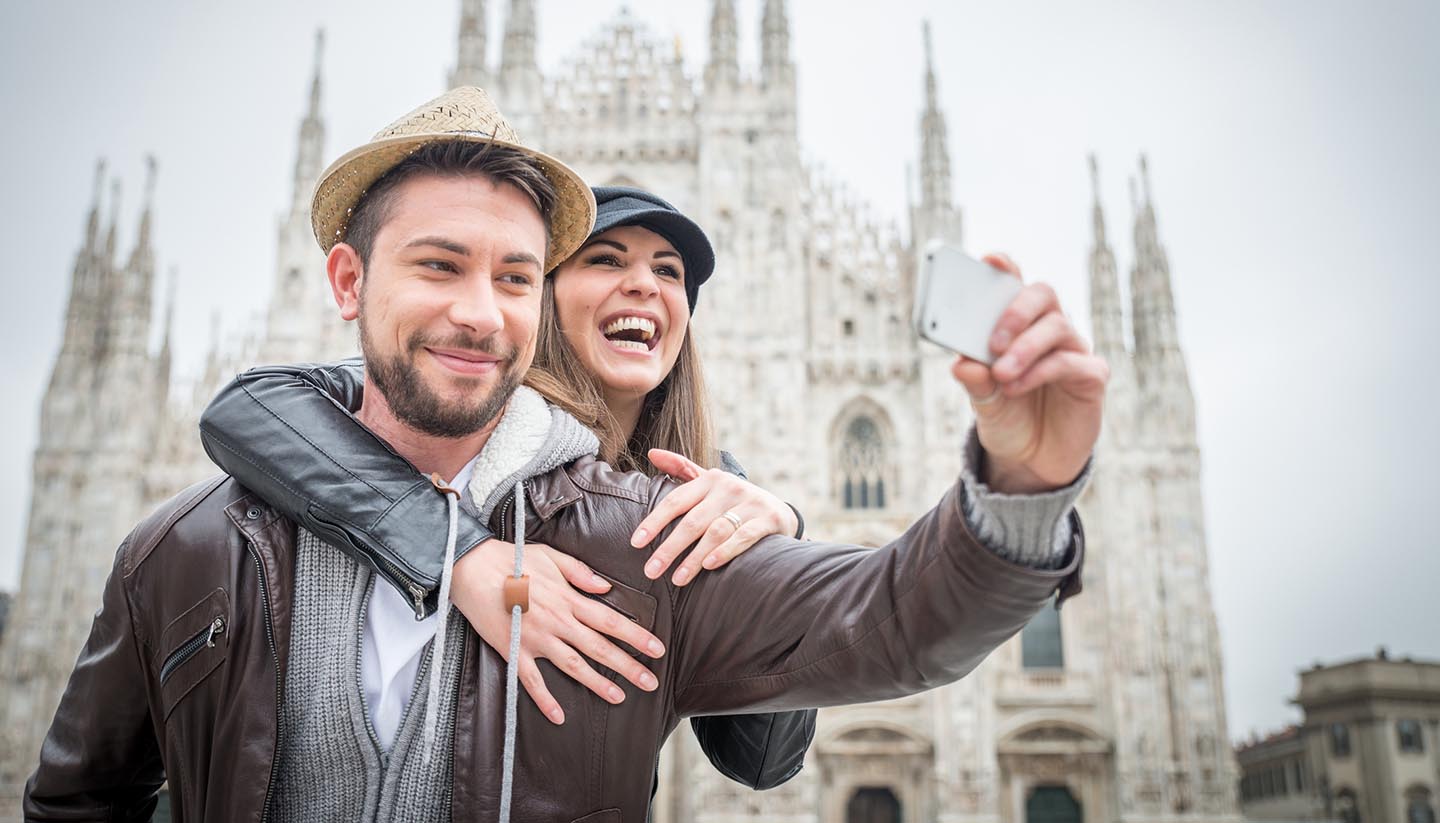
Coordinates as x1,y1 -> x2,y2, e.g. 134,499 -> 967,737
1237,652 -> 1440,823
0,2 -> 1240,821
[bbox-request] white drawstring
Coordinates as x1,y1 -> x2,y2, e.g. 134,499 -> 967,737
498,480 -> 525,823
421,481 -> 461,766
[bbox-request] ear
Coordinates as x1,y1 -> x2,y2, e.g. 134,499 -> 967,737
327,243 -> 363,321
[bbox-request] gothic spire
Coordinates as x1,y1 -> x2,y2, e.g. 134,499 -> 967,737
1128,154 -> 1196,444
704,0 -> 739,90
498,0 -> 542,111
291,30 -> 326,212
131,155 -> 157,264
84,158 -> 105,252
1087,154 -> 1125,360
760,0 -> 793,87
918,21 -> 952,213
499,0 -> 536,79
104,178 -> 121,261
1130,153 -> 1178,355
156,266 -> 177,392
1090,154 -> 1107,243
450,0 -> 488,88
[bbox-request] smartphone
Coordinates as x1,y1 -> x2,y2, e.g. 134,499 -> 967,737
913,243 -> 1022,365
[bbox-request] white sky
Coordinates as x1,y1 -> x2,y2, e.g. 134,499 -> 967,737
1,0 -> 1437,744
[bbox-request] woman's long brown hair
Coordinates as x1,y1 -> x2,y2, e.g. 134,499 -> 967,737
523,276 -> 718,475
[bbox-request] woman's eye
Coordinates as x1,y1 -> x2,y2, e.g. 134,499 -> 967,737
654,265 -> 682,280
586,254 -> 622,267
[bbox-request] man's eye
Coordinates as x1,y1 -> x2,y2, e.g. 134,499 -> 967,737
499,273 -> 534,286
421,260 -> 457,273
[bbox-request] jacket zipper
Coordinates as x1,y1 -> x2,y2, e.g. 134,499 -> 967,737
309,508 -> 432,620
246,542 -> 282,823
158,616 -> 225,684
494,480 -> 529,542
373,552 -> 429,620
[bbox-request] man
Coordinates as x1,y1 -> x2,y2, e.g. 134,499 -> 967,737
26,87 -> 1106,822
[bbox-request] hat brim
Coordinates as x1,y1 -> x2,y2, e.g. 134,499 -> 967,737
311,132 -> 595,273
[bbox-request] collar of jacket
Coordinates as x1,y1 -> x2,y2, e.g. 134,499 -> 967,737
487,462 -> 589,540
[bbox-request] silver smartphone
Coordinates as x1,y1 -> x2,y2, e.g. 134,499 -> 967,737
913,243 -> 1022,365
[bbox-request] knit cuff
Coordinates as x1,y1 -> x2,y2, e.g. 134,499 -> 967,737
959,426 -> 1092,570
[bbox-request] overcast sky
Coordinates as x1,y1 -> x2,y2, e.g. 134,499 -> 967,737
2,0 -> 1437,744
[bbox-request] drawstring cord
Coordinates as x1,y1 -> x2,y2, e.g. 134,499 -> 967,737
421,475 -> 462,767
422,474 -> 526,823
498,480 -> 525,823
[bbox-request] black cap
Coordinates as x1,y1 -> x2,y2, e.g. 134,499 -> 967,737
589,186 -> 715,314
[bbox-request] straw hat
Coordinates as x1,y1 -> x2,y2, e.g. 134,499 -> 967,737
311,86 -> 595,271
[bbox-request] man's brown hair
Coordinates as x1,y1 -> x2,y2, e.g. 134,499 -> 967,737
344,140 -> 558,264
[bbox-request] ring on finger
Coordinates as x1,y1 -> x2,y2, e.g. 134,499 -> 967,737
720,510 -> 742,530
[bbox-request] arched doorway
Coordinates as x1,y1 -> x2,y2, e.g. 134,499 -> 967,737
1026,785 -> 1082,823
847,786 -> 901,823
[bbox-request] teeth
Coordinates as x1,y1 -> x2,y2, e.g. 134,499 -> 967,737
602,315 -> 656,341
610,339 -> 649,353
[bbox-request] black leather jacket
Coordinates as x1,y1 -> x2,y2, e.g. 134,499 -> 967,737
198,360 -> 816,791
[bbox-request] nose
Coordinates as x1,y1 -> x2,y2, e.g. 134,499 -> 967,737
618,262 -> 660,299
446,274 -> 505,336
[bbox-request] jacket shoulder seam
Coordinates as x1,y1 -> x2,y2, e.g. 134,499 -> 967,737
123,475 -> 230,576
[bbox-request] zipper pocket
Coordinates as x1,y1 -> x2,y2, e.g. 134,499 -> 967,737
159,616 -> 225,684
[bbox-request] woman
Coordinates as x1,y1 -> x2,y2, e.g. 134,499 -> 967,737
203,186 -> 815,790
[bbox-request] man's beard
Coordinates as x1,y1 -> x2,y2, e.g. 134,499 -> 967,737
359,314 -> 522,439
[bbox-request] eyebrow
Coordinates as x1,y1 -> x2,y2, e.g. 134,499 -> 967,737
584,239 -> 627,253
584,238 -> 681,261
403,238 -> 540,269
403,236 -> 469,256
502,251 -> 542,269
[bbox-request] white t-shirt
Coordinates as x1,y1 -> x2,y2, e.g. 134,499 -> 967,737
359,453 -> 481,751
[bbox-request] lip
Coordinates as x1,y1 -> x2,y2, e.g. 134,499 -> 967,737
597,308 -> 664,353
425,346 -> 502,376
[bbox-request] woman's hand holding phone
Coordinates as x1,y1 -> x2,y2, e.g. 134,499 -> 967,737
949,253 -> 1109,494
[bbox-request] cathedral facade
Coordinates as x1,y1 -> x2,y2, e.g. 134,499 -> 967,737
0,2 -> 1240,821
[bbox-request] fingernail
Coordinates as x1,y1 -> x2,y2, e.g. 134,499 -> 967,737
632,528 -> 649,546
672,567 -> 692,585
640,673 -> 658,690
644,559 -> 661,579
991,329 -> 1011,351
996,354 -> 1017,374
592,573 -> 611,590
549,708 -> 565,724
648,639 -> 665,656
608,686 -> 625,703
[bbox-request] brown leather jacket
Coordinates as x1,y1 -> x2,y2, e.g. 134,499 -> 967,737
25,457 -> 1083,823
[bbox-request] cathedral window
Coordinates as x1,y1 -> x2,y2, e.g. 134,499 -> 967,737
1398,719 -> 1425,753
770,208 -> 786,251
1329,723 -> 1352,757
1406,787 -> 1436,823
834,409 -> 891,511
843,319 -> 854,337
1021,600 -> 1064,669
